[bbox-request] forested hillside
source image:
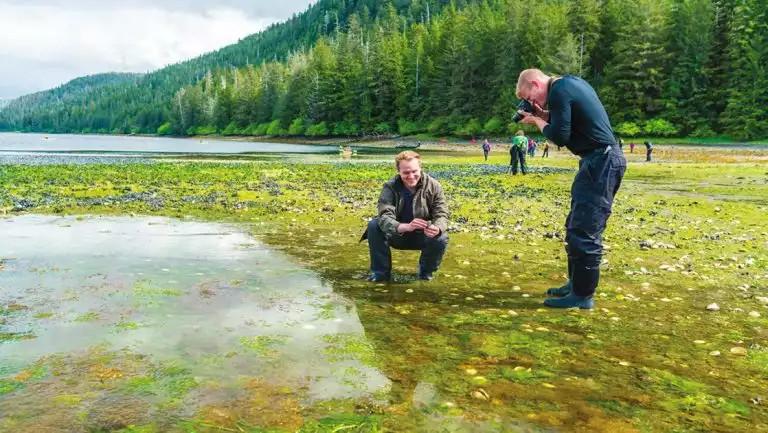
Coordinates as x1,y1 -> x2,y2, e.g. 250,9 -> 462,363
0,73 -> 143,133
2,0 -> 767,140
0,0 -> 469,135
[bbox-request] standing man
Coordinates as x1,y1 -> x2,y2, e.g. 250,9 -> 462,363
542,140 -> 550,158
645,140 -> 653,161
364,151 -> 449,282
516,69 -> 626,309
509,131 -> 528,175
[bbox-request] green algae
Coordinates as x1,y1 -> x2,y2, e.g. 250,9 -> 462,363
1,147 -> 767,431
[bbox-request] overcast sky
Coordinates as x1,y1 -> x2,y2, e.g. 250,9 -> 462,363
0,0 -> 316,100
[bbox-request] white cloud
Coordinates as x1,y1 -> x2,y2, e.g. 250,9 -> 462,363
0,2 -> 304,98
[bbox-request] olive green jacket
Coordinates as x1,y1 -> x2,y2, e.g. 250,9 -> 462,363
376,173 -> 449,236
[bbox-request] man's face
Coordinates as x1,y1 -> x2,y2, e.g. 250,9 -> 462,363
520,80 -> 548,109
398,158 -> 422,189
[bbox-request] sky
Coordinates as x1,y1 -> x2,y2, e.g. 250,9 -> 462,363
0,0 -> 316,100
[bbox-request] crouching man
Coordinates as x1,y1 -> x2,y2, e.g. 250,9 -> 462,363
365,151 -> 449,282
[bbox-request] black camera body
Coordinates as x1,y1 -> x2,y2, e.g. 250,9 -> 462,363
512,100 -> 535,123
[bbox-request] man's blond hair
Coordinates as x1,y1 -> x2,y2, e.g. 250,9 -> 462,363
516,69 -> 549,99
395,151 -> 422,169
516,130 -> 525,136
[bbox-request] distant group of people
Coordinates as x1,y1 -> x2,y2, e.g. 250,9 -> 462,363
619,138 -> 654,161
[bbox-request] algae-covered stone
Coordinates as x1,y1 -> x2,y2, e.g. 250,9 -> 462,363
730,347 -> 748,356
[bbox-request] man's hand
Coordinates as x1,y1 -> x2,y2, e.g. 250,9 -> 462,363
519,111 -> 549,132
424,224 -> 441,238
398,218 -> 429,233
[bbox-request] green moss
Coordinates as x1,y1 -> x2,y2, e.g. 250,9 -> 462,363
73,312 -> 101,323
239,335 -> 289,356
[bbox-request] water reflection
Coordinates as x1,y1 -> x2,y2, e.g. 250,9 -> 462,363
0,215 -> 388,404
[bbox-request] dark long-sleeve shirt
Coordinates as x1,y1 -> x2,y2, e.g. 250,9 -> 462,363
542,75 -> 616,156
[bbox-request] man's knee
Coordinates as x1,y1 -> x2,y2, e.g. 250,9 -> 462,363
567,231 -> 600,260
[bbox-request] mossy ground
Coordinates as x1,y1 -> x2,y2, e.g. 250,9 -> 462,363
0,145 -> 766,432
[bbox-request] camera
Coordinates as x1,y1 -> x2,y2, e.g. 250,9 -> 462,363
512,100 -> 535,123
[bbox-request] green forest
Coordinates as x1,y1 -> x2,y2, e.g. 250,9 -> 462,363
1,0 -> 766,140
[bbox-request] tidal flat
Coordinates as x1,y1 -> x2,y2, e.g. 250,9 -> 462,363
0,146 -> 767,432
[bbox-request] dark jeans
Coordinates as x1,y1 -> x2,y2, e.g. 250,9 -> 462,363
510,147 -> 527,175
565,145 -> 626,297
483,150 -> 489,161
646,148 -> 653,161
367,218 -> 449,278
543,148 -> 549,158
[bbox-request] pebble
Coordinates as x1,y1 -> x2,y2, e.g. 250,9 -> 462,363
749,311 -> 761,318
706,303 -> 720,311
465,368 -> 478,376
730,347 -> 749,356
693,340 -> 706,344
471,389 -> 490,401
405,289 -> 414,293
757,297 -> 768,304
709,351 -> 721,356
542,383 -> 556,389
512,286 -> 521,291
535,327 -> 549,332
507,310 -> 518,316
619,361 -> 630,366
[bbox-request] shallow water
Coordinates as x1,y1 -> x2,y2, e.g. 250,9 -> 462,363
0,215 -> 388,417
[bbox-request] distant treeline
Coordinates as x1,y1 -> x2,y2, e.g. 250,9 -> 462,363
1,0 -> 766,140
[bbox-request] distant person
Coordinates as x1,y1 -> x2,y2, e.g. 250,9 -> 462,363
619,138 -> 625,152
630,142 -> 636,153
363,151 -> 449,282
542,140 -> 550,158
482,138 -> 491,161
645,140 -> 653,161
510,131 -> 528,175
528,137 -> 536,158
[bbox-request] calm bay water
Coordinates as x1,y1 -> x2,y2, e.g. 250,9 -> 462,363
0,133 -> 338,155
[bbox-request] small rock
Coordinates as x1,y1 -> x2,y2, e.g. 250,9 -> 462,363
542,383 -> 556,389
693,340 -> 706,344
619,361 -> 630,366
465,368 -> 477,376
507,310 -> 518,316
749,311 -> 761,318
730,347 -> 748,356
535,327 -> 549,332
471,389 -> 490,401
709,351 -> 721,356
405,289 -> 414,293
706,303 -> 720,311
512,286 -> 521,291
757,297 -> 768,304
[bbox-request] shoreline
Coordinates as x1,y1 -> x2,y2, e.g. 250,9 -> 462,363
2,131 -> 767,153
